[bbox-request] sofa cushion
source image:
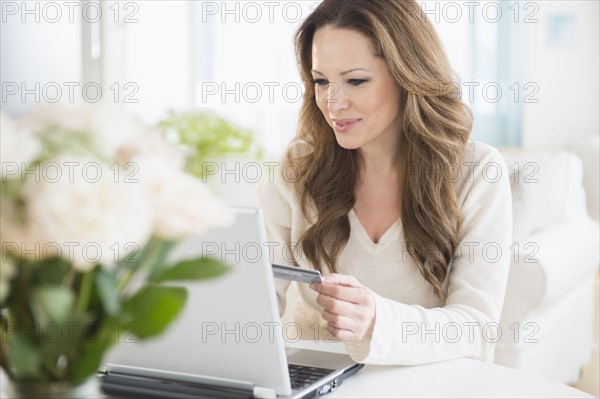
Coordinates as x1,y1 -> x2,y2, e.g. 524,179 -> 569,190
501,150 -> 588,234
496,283 -> 596,384
501,218 -> 600,321
509,167 -> 540,242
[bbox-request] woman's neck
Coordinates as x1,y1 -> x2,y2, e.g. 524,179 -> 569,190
357,119 -> 404,176
358,142 -> 402,178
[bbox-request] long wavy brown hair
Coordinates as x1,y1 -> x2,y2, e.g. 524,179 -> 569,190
289,0 -> 472,300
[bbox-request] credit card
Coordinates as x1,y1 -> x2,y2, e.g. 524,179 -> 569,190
272,264 -> 323,284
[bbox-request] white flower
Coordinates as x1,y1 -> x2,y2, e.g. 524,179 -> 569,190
0,111 -> 41,180
23,157 -> 154,271
135,157 -> 233,239
20,103 -> 186,167
117,128 -> 185,169
87,103 -> 151,159
23,103 -> 141,156
0,199 -> 45,262
17,102 -> 94,135
0,256 -> 16,303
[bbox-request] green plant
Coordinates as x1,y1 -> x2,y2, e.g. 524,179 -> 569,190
157,110 -> 263,179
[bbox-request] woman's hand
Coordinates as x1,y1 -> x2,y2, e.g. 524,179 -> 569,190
309,273 -> 376,342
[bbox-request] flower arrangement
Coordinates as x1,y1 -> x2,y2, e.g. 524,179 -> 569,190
0,103 -> 233,395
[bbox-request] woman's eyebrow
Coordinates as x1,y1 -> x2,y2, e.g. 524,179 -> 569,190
311,68 -> 370,76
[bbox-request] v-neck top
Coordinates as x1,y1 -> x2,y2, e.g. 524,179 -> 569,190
339,208 -> 439,308
348,208 -> 402,249
258,140 -> 513,366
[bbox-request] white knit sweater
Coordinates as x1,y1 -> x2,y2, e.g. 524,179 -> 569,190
257,140 -> 513,365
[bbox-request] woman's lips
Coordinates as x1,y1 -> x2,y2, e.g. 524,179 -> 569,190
333,119 -> 361,133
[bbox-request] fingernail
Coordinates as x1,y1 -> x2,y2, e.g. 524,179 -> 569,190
309,283 -> 316,290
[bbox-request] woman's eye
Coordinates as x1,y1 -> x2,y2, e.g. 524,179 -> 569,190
312,79 -> 328,87
348,79 -> 368,86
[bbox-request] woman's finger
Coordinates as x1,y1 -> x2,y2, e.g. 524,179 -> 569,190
311,282 -> 367,304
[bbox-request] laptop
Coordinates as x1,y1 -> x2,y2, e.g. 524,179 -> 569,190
100,207 -> 363,398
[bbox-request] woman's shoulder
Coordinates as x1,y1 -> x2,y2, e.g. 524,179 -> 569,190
287,138 -> 315,160
258,139 -> 312,206
462,139 -> 505,166
268,139 -> 314,185
454,140 -> 509,203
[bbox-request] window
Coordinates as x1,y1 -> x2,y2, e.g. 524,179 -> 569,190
194,1 -> 319,154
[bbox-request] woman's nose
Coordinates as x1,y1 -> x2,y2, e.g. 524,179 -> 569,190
324,83 -> 350,113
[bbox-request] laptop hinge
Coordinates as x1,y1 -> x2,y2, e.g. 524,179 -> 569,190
252,386 -> 277,399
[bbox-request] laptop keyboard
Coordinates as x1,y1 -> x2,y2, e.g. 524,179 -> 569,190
288,364 -> 335,390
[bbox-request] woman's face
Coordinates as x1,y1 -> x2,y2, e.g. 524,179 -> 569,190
311,26 -> 403,153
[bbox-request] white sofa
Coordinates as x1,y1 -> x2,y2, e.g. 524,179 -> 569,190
495,149 -> 600,384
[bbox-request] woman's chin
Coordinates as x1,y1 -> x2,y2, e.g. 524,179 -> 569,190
334,134 -> 361,150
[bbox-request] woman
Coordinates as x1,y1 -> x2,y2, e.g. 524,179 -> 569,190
258,0 -> 512,366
